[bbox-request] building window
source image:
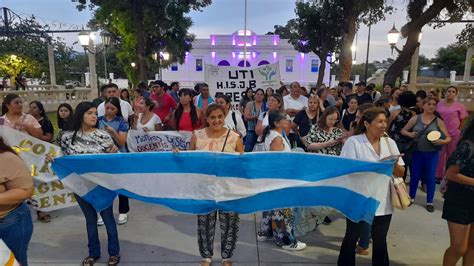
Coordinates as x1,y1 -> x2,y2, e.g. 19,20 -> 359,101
258,60 -> 270,66
285,59 -> 293,72
171,62 -> 178,71
238,60 -> 251,67
218,60 -> 231,66
311,59 -> 319,72
196,59 -> 203,71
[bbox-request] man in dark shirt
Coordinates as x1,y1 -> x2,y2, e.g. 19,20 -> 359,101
92,85 -> 107,107
353,81 -> 373,105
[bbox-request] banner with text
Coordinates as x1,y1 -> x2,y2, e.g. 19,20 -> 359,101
205,63 -> 281,107
127,130 -> 192,152
0,125 -> 76,212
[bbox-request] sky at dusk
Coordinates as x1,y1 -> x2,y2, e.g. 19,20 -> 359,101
0,0 -> 468,63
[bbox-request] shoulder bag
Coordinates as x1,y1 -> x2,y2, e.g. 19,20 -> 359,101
384,137 -> 411,210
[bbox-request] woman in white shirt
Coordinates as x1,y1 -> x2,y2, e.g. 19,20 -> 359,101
257,110 -> 306,251
134,97 -> 162,132
337,107 -> 405,266
215,94 -> 246,138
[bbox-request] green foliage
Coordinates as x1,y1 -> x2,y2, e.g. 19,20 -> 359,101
457,24 -> 474,47
0,54 -> 40,85
0,15 -> 80,85
433,43 -> 469,74
73,0 -> 212,82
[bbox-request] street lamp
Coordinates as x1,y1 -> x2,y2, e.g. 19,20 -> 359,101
152,51 -> 170,80
387,23 -> 400,55
131,62 -> 136,68
78,30 -> 112,80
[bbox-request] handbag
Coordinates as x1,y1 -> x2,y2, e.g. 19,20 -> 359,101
384,137 -> 411,210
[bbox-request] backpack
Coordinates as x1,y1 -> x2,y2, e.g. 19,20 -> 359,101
440,140 -> 474,196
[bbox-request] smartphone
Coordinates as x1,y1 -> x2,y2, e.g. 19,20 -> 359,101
99,120 -> 109,128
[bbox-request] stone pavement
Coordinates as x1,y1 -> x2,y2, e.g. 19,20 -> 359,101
29,190 -> 448,265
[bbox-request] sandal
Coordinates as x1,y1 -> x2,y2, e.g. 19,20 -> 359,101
82,256 -> 99,266
200,258 -> 212,266
37,211 -> 51,223
108,255 -> 120,265
222,259 -> 232,266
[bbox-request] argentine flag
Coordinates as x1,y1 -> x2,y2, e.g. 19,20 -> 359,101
52,151 -> 394,224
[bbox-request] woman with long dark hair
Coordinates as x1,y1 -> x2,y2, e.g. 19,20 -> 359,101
56,101 -> 121,266
172,89 -> 205,131
442,117 -> 474,265
1,93 -> 42,139
244,88 -> 266,151
57,103 -> 73,131
28,101 -> 54,143
293,94 -> 324,139
257,110 -> 307,251
338,107 -> 405,266
239,88 -> 253,116
0,137 -> 34,266
98,97 -> 130,226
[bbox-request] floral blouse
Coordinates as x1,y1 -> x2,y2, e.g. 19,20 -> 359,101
60,129 -> 114,155
447,140 -> 474,185
305,125 -> 343,156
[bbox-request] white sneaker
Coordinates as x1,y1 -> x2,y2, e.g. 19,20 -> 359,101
282,241 -> 307,251
97,215 -> 104,226
117,213 -> 128,225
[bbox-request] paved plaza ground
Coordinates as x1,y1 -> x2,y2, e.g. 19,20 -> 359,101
29,189 -> 448,266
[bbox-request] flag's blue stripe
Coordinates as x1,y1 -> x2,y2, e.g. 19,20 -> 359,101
85,185 -> 378,224
53,152 -> 393,182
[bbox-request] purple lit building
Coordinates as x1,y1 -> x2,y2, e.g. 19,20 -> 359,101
161,30 -> 330,88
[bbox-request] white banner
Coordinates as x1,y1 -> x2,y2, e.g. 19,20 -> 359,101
0,125 -> 77,212
127,130 -> 192,152
205,63 -> 281,107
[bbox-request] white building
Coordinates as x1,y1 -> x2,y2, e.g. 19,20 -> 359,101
162,30 -> 330,89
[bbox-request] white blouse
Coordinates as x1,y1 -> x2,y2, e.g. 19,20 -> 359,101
265,130 -> 291,152
137,113 -> 162,132
341,134 -> 404,216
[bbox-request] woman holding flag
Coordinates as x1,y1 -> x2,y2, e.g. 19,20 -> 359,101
54,101 -> 121,266
337,107 -> 405,266
187,104 -> 243,266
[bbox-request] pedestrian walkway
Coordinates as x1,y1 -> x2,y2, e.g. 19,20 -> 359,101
29,190 -> 448,265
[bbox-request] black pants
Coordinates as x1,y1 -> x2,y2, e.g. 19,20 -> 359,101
118,195 -> 129,214
338,215 -> 392,266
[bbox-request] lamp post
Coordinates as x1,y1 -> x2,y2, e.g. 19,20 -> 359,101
387,23 -> 422,89
78,30 -> 112,96
152,51 -> 170,80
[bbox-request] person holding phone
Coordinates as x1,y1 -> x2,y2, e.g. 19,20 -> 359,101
56,101 -> 121,266
98,97 -> 130,226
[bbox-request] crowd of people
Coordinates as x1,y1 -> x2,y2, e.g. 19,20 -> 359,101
0,79 -> 473,266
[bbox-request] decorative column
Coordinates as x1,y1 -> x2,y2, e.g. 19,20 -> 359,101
47,42 -> 57,86
408,46 -> 420,90
88,40 -> 98,98
463,46 -> 473,82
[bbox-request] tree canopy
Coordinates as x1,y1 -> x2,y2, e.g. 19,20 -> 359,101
74,0 -> 212,84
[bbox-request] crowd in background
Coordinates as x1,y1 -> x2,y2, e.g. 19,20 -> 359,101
0,79 -> 473,266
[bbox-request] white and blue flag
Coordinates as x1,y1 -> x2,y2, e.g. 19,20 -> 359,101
52,151 -> 394,224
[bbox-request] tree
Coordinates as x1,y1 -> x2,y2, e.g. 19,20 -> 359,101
338,0 -> 393,82
0,12 -> 79,85
457,23 -> 474,47
0,54 -> 40,85
74,0 -> 212,84
433,43 -> 472,75
273,1 -> 344,87
384,0 -> 472,86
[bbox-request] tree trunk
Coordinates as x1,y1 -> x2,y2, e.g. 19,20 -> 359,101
316,46 -> 328,88
339,0 -> 356,82
131,0 -> 148,83
384,0 -> 447,86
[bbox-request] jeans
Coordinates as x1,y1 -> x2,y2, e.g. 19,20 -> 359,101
75,194 -> 120,258
244,130 -> 258,152
358,222 -> 371,249
118,195 -> 129,214
410,150 -> 439,204
338,215 -> 392,266
0,202 -> 33,266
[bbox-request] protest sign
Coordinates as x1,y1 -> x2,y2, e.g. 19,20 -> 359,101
127,130 -> 192,152
205,63 -> 281,107
0,125 -> 76,212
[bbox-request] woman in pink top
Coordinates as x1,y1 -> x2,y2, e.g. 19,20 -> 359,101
1,94 -> 42,138
436,86 -> 468,181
